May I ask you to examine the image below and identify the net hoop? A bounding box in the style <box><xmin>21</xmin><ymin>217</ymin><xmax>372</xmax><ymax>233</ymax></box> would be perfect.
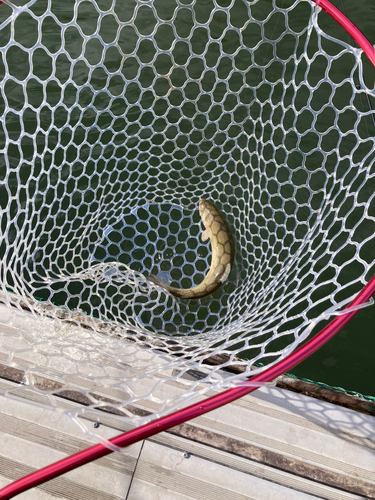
<box><xmin>313</xmin><ymin>0</ymin><xmax>375</xmax><ymax>66</ymax></box>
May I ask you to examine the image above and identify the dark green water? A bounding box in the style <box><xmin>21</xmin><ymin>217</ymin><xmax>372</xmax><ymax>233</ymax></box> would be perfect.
<box><xmin>286</xmin><ymin>0</ymin><xmax>375</xmax><ymax>397</ymax></box>
<box><xmin>289</xmin><ymin>303</ymin><xmax>375</xmax><ymax>397</ymax></box>
<box><xmin>0</xmin><ymin>0</ymin><xmax>374</xmax><ymax>396</ymax></box>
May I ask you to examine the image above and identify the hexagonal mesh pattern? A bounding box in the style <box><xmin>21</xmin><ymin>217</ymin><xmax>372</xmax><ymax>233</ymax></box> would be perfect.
<box><xmin>0</xmin><ymin>0</ymin><xmax>374</xmax><ymax>432</ymax></box>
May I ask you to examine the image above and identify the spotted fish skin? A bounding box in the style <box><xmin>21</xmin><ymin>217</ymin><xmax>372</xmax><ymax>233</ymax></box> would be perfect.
<box><xmin>149</xmin><ymin>199</ymin><xmax>234</xmax><ymax>299</ymax></box>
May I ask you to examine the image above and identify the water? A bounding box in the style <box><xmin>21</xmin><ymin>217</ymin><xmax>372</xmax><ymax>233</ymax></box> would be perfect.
<box><xmin>290</xmin><ymin>300</ymin><xmax>375</xmax><ymax>397</ymax></box>
<box><xmin>0</xmin><ymin>0</ymin><xmax>374</xmax><ymax>397</ymax></box>
<box><xmin>285</xmin><ymin>0</ymin><xmax>375</xmax><ymax>397</ymax></box>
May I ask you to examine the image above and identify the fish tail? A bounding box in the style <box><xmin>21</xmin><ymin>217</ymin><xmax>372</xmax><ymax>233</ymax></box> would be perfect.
<box><xmin>148</xmin><ymin>274</ymin><xmax>167</xmax><ymax>288</ymax></box>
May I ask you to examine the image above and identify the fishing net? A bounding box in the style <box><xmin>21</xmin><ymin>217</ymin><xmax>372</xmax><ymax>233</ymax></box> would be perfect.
<box><xmin>0</xmin><ymin>0</ymin><xmax>374</xmax><ymax>438</ymax></box>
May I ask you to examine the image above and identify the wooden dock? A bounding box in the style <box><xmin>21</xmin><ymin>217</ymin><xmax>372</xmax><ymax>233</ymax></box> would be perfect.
<box><xmin>0</xmin><ymin>303</ymin><xmax>374</xmax><ymax>499</ymax></box>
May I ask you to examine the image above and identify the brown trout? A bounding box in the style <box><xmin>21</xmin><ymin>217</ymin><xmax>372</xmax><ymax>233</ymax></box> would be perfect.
<box><xmin>148</xmin><ymin>199</ymin><xmax>234</xmax><ymax>298</ymax></box>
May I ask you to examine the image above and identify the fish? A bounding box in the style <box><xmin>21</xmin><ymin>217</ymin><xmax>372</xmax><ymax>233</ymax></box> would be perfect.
<box><xmin>148</xmin><ymin>199</ymin><xmax>235</xmax><ymax>299</ymax></box>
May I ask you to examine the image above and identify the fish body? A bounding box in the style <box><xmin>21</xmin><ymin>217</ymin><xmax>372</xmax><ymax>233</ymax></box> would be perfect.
<box><xmin>149</xmin><ymin>199</ymin><xmax>234</xmax><ymax>299</ymax></box>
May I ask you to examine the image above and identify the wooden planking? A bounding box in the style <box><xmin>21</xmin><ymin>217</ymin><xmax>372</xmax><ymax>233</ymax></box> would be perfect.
<box><xmin>128</xmin><ymin>440</ymin><xmax>366</xmax><ymax>500</ymax></box>
<box><xmin>78</xmin><ymin>410</ymin><xmax>375</xmax><ymax>499</ymax></box>
<box><xmin>0</xmin><ymin>305</ymin><xmax>375</xmax><ymax>499</ymax></box>
<box><xmin>0</xmin><ymin>412</ymin><xmax>136</xmax><ymax>476</ymax></box>
<box><xmin>122</xmin><ymin>392</ymin><xmax>375</xmax><ymax>487</ymax></box>
<box><xmin>0</xmin><ymin>393</ymin><xmax>140</xmax><ymax>500</ymax></box>
<box><xmin>0</xmin><ymin>455</ymin><xmax>123</xmax><ymax>500</ymax></box>
<box><xmin>149</xmin><ymin>429</ymin><xmax>373</xmax><ymax>500</ymax></box>
<box><xmin>0</xmin><ymin>395</ymin><xmax>371</xmax><ymax>500</ymax></box>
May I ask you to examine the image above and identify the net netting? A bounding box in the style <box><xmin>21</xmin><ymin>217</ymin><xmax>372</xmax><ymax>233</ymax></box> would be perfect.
<box><xmin>0</xmin><ymin>0</ymin><xmax>374</xmax><ymax>436</ymax></box>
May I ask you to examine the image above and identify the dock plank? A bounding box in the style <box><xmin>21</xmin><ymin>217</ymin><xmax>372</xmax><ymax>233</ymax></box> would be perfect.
<box><xmin>0</xmin><ymin>304</ymin><xmax>374</xmax><ymax>499</ymax></box>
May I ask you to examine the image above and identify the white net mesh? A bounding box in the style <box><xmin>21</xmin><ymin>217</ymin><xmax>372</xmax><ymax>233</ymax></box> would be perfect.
<box><xmin>0</xmin><ymin>0</ymin><xmax>374</xmax><ymax>434</ymax></box>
